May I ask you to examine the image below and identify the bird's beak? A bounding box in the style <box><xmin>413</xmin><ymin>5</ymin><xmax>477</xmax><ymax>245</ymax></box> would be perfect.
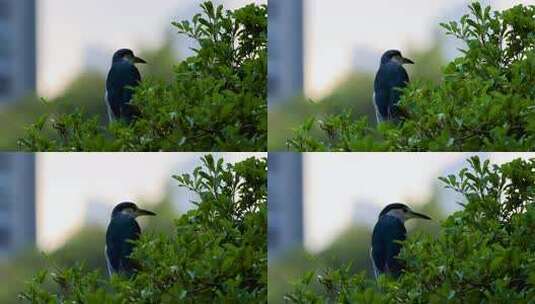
<box><xmin>402</xmin><ymin>57</ymin><xmax>415</xmax><ymax>64</ymax></box>
<box><xmin>134</xmin><ymin>56</ymin><xmax>147</xmax><ymax>64</ymax></box>
<box><xmin>408</xmin><ymin>210</ymin><xmax>431</xmax><ymax>220</ymax></box>
<box><xmin>136</xmin><ymin>208</ymin><xmax>156</xmax><ymax>217</ymax></box>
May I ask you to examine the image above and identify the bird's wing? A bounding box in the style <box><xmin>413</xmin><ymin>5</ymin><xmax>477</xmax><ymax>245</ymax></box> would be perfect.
<box><xmin>374</xmin><ymin>63</ymin><xmax>410</xmax><ymax>120</ymax></box>
<box><xmin>373</xmin><ymin>69</ymin><xmax>391</xmax><ymax>120</ymax></box>
<box><xmin>105</xmin><ymin>62</ymin><xmax>142</xmax><ymax>120</ymax></box>
<box><xmin>385</xmin><ymin>63</ymin><xmax>409</xmax><ymax>107</ymax></box>
<box><xmin>105</xmin><ymin>245</ymin><xmax>115</xmax><ymax>277</ymax></box>
<box><xmin>106</xmin><ymin>216</ymin><xmax>142</xmax><ymax>276</ymax></box>
<box><xmin>372</xmin><ymin>92</ymin><xmax>384</xmax><ymax>124</ymax></box>
<box><xmin>118</xmin><ymin>219</ymin><xmax>141</xmax><ymax>274</ymax></box>
<box><xmin>369</xmin><ymin>247</ymin><xmax>379</xmax><ymax>280</ymax></box>
<box><xmin>382</xmin><ymin>216</ymin><xmax>406</xmax><ymax>276</ymax></box>
<box><xmin>371</xmin><ymin>220</ymin><xmax>387</xmax><ymax>273</ymax></box>
<box><xmin>371</xmin><ymin>215</ymin><xmax>406</xmax><ymax>277</ymax></box>
<box><xmin>105</xmin><ymin>90</ymin><xmax>114</xmax><ymax>124</ymax></box>
<box><xmin>105</xmin><ymin>227</ymin><xmax>121</xmax><ymax>275</ymax></box>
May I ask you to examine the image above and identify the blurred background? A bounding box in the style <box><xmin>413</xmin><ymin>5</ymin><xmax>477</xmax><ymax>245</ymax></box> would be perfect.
<box><xmin>268</xmin><ymin>0</ymin><xmax>533</xmax><ymax>150</ymax></box>
<box><xmin>0</xmin><ymin>0</ymin><xmax>265</xmax><ymax>149</ymax></box>
<box><xmin>0</xmin><ymin>152</ymin><xmax>264</xmax><ymax>302</ymax></box>
<box><xmin>268</xmin><ymin>152</ymin><xmax>535</xmax><ymax>302</ymax></box>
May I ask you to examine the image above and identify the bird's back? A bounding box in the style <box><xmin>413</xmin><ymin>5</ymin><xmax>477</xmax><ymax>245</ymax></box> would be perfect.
<box><xmin>371</xmin><ymin>215</ymin><xmax>406</xmax><ymax>277</ymax></box>
<box><xmin>105</xmin><ymin>214</ymin><xmax>141</xmax><ymax>276</ymax></box>
<box><xmin>373</xmin><ymin>63</ymin><xmax>410</xmax><ymax>120</ymax></box>
<box><xmin>106</xmin><ymin>61</ymin><xmax>142</xmax><ymax>123</ymax></box>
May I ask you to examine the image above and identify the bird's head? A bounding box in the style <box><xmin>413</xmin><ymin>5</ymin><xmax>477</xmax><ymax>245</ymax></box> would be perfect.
<box><xmin>112</xmin><ymin>49</ymin><xmax>147</xmax><ymax>65</ymax></box>
<box><xmin>379</xmin><ymin>203</ymin><xmax>431</xmax><ymax>223</ymax></box>
<box><xmin>111</xmin><ymin>202</ymin><xmax>156</xmax><ymax>218</ymax></box>
<box><xmin>381</xmin><ymin>50</ymin><xmax>414</xmax><ymax>65</ymax></box>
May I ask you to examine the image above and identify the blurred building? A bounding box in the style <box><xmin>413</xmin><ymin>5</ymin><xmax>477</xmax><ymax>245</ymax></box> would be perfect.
<box><xmin>0</xmin><ymin>154</ymin><xmax>36</xmax><ymax>259</ymax></box>
<box><xmin>268</xmin><ymin>153</ymin><xmax>303</xmax><ymax>262</ymax></box>
<box><xmin>0</xmin><ymin>0</ymin><xmax>36</xmax><ymax>103</ymax></box>
<box><xmin>268</xmin><ymin>0</ymin><xmax>303</xmax><ymax>105</ymax></box>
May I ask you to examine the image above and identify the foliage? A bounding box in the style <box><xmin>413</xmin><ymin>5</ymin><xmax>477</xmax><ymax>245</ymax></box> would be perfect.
<box><xmin>269</xmin><ymin>195</ymin><xmax>443</xmax><ymax>303</ymax></box>
<box><xmin>287</xmin><ymin>2</ymin><xmax>535</xmax><ymax>151</ymax></box>
<box><xmin>268</xmin><ymin>228</ymin><xmax>371</xmax><ymax>304</ymax></box>
<box><xmin>0</xmin><ymin>251</ymin><xmax>47</xmax><ymax>304</ymax></box>
<box><xmin>19</xmin><ymin>155</ymin><xmax>267</xmax><ymax>303</ymax></box>
<box><xmin>19</xmin><ymin>1</ymin><xmax>267</xmax><ymax>151</ymax></box>
<box><xmin>268</xmin><ymin>43</ymin><xmax>445</xmax><ymax>151</ymax></box>
<box><xmin>0</xmin><ymin>36</ymin><xmax>178</xmax><ymax>150</ymax></box>
<box><xmin>0</xmin><ymin>72</ymin><xmax>105</xmax><ymax>149</ymax></box>
<box><xmin>0</xmin><ymin>198</ymin><xmax>176</xmax><ymax>304</ymax></box>
<box><xmin>286</xmin><ymin>156</ymin><xmax>535</xmax><ymax>303</ymax></box>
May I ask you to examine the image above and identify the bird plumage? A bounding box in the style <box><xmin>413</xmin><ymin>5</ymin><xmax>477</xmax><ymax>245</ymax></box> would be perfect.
<box><xmin>105</xmin><ymin>213</ymin><xmax>142</xmax><ymax>277</ymax></box>
<box><xmin>105</xmin><ymin>49</ymin><xmax>146</xmax><ymax>124</ymax></box>
<box><xmin>105</xmin><ymin>202</ymin><xmax>155</xmax><ymax>278</ymax></box>
<box><xmin>371</xmin><ymin>214</ymin><xmax>406</xmax><ymax>277</ymax></box>
<box><xmin>370</xmin><ymin>203</ymin><xmax>431</xmax><ymax>279</ymax></box>
<box><xmin>373</xmin><ymin>50</ymin><xmax>413</xmax><ymax>123</ymax></box>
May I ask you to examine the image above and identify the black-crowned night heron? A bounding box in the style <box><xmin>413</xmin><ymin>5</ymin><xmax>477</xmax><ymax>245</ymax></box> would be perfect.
<box><xmin>370</xmin><ymin>203</ymin><xmax>431</xmax><ymax>279</ymax></box>
<box><xmin>105</xmin><ymin>202</ymin><xmax>156</xmax><ymax>277</ymax></box>
<box><xmin>105</xmin><ymin>49</ymin><xmax>147</xmax><ymax>124</ymax></box>
<box><xmin>373</xmin><ymin>50</ymin><xmax>414</xmax><ymax>123</ymax></box>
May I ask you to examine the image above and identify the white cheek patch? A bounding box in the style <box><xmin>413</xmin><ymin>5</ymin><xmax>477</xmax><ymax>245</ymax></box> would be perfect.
<box><xmin>121</xmin><ymin>208</ymin><xmax>136</xmax><ymax>216</ymax></box>
<box><xmin>392</xmin><ymin>56</ymin><xmax>403</xmax><ymax>64</ymax></box>
<box><xmin>385</xmin><ymin>208</ymin><xmax>406</xmax><ymax>222</ymax></box>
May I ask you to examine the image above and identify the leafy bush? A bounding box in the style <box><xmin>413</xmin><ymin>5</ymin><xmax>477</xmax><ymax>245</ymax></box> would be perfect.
<box><xmin>19</xmin><ymin>1</ymin><xmax>267</xmax><ymax>152</ymax></box>
<box><xmin>0</xmin><ymin>199</ymin><xmax>178</xmax><ymax>304</ymax></box>
<box><xmin>268</xmin><ymin>42</ymin><xmax>445</xmax><ymax>151</ymax></box>
<box><xmin>285</xmin><ymin>156</ymin><xmax>535</xmax><ymax>303</ymax></box>
<box><xmin>288</xmin><ymin>2</ymin><xmax>535</xmax><ymax>151</ymax></box>
<box><xmin>269</xmin><ymin>197</ymin><xmax>443</xmax><ymax>303</ymax></box>
<box><xmin>19</xmin><ymin>155</ymin><xmax>267</xmax><ymax>303</ymax></box>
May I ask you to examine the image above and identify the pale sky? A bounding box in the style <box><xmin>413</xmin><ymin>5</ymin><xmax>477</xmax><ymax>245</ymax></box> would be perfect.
<box><xmin>36</xmin><ymin>152</ymin><xmax>265</xmax><ymax>251</ymax></box>
<box><xmin>305</xmin><ymin>0</ymin><xmax>534</xmax><ymax>99</ymax></box>
<box><xmin>38</xmin><ymin>0</ymin><xmax>266</xmax><ymax>97</ymax></box>
<box><xmin>304</xmin><ymin>152</ymin><xmax>535</xmax><ymax>252</ymax></box>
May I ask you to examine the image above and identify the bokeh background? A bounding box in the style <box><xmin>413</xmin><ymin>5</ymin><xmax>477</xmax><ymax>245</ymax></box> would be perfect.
<box><xmin>268</xmin><ymin>0</ymin><xmax>533</xmax><ymax>150</ymax></box>
<box><xmin>268</xmin><ymin>152</ymin><xmax>535</xmax><ymax>303</ymax></box>
<box><xmin>0</xmin><ymin>0</ymin><xmax>265</xmax><ymax>150</ymax></box>
<box><xmin>0</xmin><ymin>152</ymin><xmax>265</xmax><ymax>302</ymax></box>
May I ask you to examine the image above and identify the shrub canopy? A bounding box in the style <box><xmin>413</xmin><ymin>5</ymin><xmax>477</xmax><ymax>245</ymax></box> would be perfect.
<box><xmin>288</xmin><ymin>2</ymin><xmax>535</xmax><ymax>152</ymax></box>
<box><xmin>20</xmin><ymin>155</ymin><xmax>267</xmax><ymax>303</ymax></box>
<box><xmin>20</xmin><ymin>1</ymin><xmax>267</xmax><ymax>152</ymax></box>
<box><xmin>286</xmin><ymin>156</ymin><xmax>535</xmax><ymax>303</ymax></box>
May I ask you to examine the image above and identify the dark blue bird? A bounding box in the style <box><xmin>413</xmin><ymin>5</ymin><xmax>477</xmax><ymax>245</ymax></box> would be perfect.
<box><xmin>370</xmin><ymin>203</ymin><xmax>431</xmax><ymax>279</ymax></box>
<box><xmin>105</xmin><ymin>202</ymin><xmax>156</xmax><ymax>278</ymax></box>
<box><xmin>373</xmin><ymin>50</ymin><xmax>414</xmax><ymax>123</ymax></box>
<box><xmin>105</xmin><ymin>49</ymin><xmax>147</xmax><ymax>124</ymax></box>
